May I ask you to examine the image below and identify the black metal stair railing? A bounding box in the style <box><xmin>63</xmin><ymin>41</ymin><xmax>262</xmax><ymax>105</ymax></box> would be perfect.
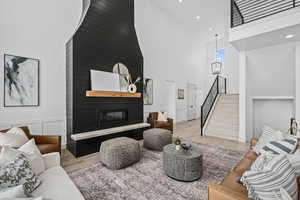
<box><xmin>200</xmin><ymin>76</ymin><xmax>226</xmax><ymax>136</ymax></box>
<box><xmin>232</xmin><ymin>0</ymin><xmax>300</xmax><ymax>28</ymax></box>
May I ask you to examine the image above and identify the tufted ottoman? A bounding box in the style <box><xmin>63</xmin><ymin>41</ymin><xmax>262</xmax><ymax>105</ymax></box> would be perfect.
<box><xmin>143</xmin><ymin>128</ymin><xmax>172</xmax><ymax>151</ymax></box>
<box><xmin>99</xmin><ymin>137</ymin><xmax>141</xmax><ymax>170</ymax></box>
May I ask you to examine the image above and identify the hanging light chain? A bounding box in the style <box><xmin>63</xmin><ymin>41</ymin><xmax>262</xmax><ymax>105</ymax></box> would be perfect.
<box><xmin>215</xmin><ymin>34</ymin><xmax>218</xmax><ymax>61</ymax></box>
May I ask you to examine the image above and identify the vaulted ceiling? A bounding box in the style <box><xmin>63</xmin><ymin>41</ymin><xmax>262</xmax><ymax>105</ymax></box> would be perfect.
<box><xmin>148</xmin><ymin>0</ymin><xmax>230</xmax><ymax>40</ymax></box>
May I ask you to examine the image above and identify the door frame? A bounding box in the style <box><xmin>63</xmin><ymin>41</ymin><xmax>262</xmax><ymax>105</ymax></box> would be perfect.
<box><xmin>187</xmin><ymin>83</ymin><xmax>198</xmax><ymax>121</ymax></box>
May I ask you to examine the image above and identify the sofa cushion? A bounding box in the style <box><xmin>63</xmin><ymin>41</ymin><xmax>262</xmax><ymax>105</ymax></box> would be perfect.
<box><xmin>221</xmin><ymin>171</ymin><xmax>248</xmax><ymax>195</ymax></box>
<box><xmin>32</xmin><ymin>166</ymin><xmax>84</xmax><ymax>200</ymax></box>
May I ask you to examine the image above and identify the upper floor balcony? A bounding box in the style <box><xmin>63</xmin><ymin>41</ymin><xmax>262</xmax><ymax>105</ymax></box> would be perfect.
<box><xmin>229</xmin><ymin>0</ymin><xmax>300</xmax><ymax>50</ymax></box>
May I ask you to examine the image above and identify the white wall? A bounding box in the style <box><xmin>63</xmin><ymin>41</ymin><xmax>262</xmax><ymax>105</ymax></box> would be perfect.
<box><xmin>245</xmin><ymin>43</ymin><xmax>295</xmax><ymax>139</ymax></box>
<box><xmin>296</xmin><ymin>42</ymin><xmax>300</xmax><ymax>122</ymax></box>
<box><xmin>135</xmin><ymin>0</ymin><xmax>203</xmax><ymax>123</ymax></box>
<box><xmin>0</xmin><ymin>0</ymin><xmax>207</xmax><ymax>146</ymax></box>
<box><xmin>0</xmin><ymin>0</ymin><xmax>82</xmax><ymax>144</ymax></box>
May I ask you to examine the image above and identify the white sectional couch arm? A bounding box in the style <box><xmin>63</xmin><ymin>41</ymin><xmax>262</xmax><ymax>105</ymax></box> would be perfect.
<box><xmin>42</xmin><ymin>152</ymin><xmax>61</xmax><ymax>169</ymax></box>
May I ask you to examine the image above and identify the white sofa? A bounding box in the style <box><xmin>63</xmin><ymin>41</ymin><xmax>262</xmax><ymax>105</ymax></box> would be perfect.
<box><xmin>32</xmin><ymin>152</ymin><xmax>85</xmax><ymax>200</ymax></box>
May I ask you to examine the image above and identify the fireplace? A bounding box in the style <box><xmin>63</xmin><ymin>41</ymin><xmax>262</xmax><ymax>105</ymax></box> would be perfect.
<box><xmin>66</xmin><ymin>0</ymin><xmax>144</xmax><ymax>157</ymax></box>
<box><xmin>98</xmin><ymin>110</ymin><xmax>128</xmax><ymax>129</ymax></box>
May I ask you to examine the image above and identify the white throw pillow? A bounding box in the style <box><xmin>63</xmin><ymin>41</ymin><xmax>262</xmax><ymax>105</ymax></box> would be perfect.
<box><xmin>0</xmin><ymin>127</ymin><xmax>29</xmax><ymax>148</ymax></box>
<box><xmin>275</xmin><ymin>188</ymin><xmax>293</xmax><ymax>200</ymax></box>
<box><xmin>0</xmin><ymin>139</ymin><xmax>46</xmax><ymax>175</ymax></box>
<box><xmin>0</xmin><ymin>146</ymin><xmax>20</xmax><ymax>165</ymax></box>
<box><xmin>253</xmin><ymin>126</ymin><xmax>284</xmax><ymax>154</ymax></box>
<box><xmin>0</xmin><ymin>185</ymin><xmax>27</xmax><ymax>198</ymax></box>
<box><xmin>157</xmin><ymin>112</ymin><xmax>168</xmax><ymax>122</ymax></box>
<box><xmin>251</xmin><ymin>152</ymin><xmax>277</xmax><ymax>171</ymax></box>
<box><xmin>241</xmin><ymin>154</ymin><xmax>298</xmax><ymax>200</ymax></box>
<box><xmin>287</xmin><ymin>149</ymin><xmax>300</xmax><ymax>176</ymax></box>
<box><xmin>19</xmin><ymin>139</ymin><xmax>45</xmax><ymax>175</ymax></box>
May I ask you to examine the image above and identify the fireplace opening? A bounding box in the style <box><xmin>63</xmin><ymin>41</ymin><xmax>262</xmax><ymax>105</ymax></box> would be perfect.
<box><xmin>98</xmin><ymin>109</ymin><xmax>128</xmax><ymax>129</ymax></box>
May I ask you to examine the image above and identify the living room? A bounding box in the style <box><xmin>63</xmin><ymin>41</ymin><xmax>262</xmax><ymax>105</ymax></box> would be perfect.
<box><xmin>1</xmin><ymin>0</ymin><xmax>300</xmax><ymax>199</ymax></box>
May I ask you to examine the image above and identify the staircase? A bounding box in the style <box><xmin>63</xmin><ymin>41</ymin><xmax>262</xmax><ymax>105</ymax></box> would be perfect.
<box><xmin>204</xmin><ymin>94</ymin><xmax>239</xmax><ymax>140</ymax></box>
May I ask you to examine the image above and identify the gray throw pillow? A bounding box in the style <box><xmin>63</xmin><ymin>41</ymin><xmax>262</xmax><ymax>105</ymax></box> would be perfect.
<box><xmin>260</xmin><ymin>139</ymin><xmax>297</xmax><ymax>155</ymax></box>
<box><xmin>0</xmin><ymin>154</ymin><xmax>41</xmax><ymax>193</ymax></box>
<box><xmin>253</xmin><ymin>126</ymin><xmax>284</xmax><ymax>154</ymax></box>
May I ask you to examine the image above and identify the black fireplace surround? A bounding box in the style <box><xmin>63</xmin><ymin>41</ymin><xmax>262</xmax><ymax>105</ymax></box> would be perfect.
<box><xmin>66</xmin><ymin>0</ymin><xmax>144</xmax><ymax>157</ymax></box>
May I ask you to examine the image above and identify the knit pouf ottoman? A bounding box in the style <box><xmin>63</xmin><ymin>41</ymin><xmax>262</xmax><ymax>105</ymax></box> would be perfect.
<box><xmin>163</xmin><ymin>144</ymin><xmax>203</xmax><ymax>182</ymax></box>
<box><xmin>99</xmin><ymin>137</ymin><xmax>141</xmax><ymax>170</ymax></box>
<box><xmin>143</xmin><ymin>128</ymin><xmax>172</xmax><ymax>151</ymax></box>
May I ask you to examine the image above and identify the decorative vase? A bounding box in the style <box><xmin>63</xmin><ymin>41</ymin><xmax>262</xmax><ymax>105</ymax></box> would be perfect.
<box><xmin>128</xmin><ymin>84</ymin><xmax>137</xmax><ymax>93</ymax></box>
<box><xmin>175</xmin><ymin>145</ymin><xmax>181</xmax><ymax>151</ymax></box>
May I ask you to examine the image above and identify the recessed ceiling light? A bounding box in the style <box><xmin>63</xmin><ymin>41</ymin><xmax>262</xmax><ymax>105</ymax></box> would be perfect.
<box><xmin>209</xmin><ymin>27</ymin><xmax>213</xmax><ymax>31</ymax></box>
<box><xmin>195</xmin><ymin>16</ymin><xmax>200</xmax><ymax>20</ymax></box>
<box><xmin>285</xmin><ymin>34</ymin><xmax>294</xmax><ymax>39</ymax></box>
<box><xmin>179</xmin><ymin>0</ymin><xmax>183</xmax><ymax>3</ymax></box>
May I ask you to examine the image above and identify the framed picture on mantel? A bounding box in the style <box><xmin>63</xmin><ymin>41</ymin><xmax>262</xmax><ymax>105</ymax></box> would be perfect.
<box><xmin>4</xmin><ymin>54</ymin><xmax>39</xmax><ymax>107</ymax></box>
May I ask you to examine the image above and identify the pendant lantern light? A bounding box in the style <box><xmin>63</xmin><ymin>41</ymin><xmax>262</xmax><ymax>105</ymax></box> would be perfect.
<box><xmin>211</xmin><ymin>34</ymin><xmax>222</xmax><ymax>75</ymax></box>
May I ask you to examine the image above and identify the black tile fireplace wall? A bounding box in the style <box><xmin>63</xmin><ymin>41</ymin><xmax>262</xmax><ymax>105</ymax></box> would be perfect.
<box><xmin>66</xmin><ymin>0</ymin><xmax>144</xmax><ymax>157</ymax></box>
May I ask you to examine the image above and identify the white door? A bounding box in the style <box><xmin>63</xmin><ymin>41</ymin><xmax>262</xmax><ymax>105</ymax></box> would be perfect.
<box><xmin>164</xmin><ymin>81</ymin><xmax>176</xmax><ymax>122</ymax></box>
<box><xmin>187</xmin><ymin>83</ymin><xmax>198</xmax><ymax>121</ymax></box>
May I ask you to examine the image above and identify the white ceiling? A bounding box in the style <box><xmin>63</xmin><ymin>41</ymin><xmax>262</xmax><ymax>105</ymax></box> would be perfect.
<box><xmin>148</xmin><ymin>0</ymin><xmax>230</xmax><ymax>40</ymax></box>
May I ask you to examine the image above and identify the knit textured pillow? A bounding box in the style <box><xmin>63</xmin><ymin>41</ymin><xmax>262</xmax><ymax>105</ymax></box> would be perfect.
<box><xmin>0</xmin><ymin>154</ymin><xmax>41</xmax><ymax>193</ymax></box>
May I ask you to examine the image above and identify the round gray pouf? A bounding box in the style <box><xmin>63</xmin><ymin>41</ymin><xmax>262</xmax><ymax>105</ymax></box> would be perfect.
<box><xmin>163</xmin><ymin>144</ymin><xmax>203</xmax><ymax>182</ymax></box>
<box><xmin>99</xmin><ymin>137</ymin><xmax>141</xmax><ymax>170</ymax></box>
<box><xmin>143</xmin><ymin>128</ymin><xmax>172</xmax><ymax>151</ymax></box>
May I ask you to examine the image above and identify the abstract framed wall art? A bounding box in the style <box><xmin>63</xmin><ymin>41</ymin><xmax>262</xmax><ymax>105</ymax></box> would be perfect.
<box><xmin>4</xmin><ymin>54</ymin><xmax>39</xmax><ymax>107</ymax></box>
<box><xmin>143</xmin><ymin>78</ymin><xmax>153</xmax><ymax>105</ymax></box>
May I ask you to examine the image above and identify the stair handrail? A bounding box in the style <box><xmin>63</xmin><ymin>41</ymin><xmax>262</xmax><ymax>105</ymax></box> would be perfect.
<box><xmin>201</xmin><ymin>75</ymin><xmax>227</xmax><ymax>135</ymax></box>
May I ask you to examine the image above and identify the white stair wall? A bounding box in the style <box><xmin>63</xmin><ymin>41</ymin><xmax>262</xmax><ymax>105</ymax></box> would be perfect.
<box><xmin>204</xmin><ymin>94</ymin><xmax>239</xmax><ymax>141</ymax></box>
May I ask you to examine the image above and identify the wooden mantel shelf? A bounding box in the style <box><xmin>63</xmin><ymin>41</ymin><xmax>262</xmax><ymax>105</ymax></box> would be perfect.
<box><xmin>86</xmin><ymin>90</ymin><xmax>141</xmax><ymax>98</ymax></box>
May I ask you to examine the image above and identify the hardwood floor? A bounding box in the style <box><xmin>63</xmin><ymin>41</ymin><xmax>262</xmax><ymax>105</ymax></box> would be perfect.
<box><xmin>62</xmin><ymin>119</ymin><xmax>249</xmax><ymax>173</ymax></box>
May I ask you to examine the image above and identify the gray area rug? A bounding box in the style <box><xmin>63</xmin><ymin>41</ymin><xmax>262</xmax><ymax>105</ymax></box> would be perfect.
<box><xmin>69</xmin><ymin>142</ymin><xmax>246</xmax><ymax>200</ymax></box>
